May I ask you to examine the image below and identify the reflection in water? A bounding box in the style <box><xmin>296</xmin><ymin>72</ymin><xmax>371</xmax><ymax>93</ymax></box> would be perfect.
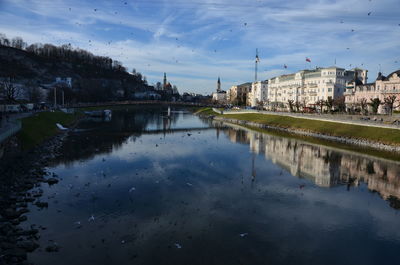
<box><xmin>222</xmin><ymin>123</ymin><xmax>400</xmax><ymax>208</ymax></box>
<box><xmin>26</xmin><ymin>107</ymin><xmax>400</xmax><ymax>265</ymax></box>
<box><xmin>56</xmin><ymin>106</ymin><xmax>209</xmax><ymax>165</ymax></box>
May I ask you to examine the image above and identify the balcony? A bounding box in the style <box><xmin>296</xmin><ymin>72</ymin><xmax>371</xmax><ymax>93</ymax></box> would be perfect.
<box><xmin>381</xmin><ymin>89</ymin><xmax>400</xmax><ymax>94</ymax></box>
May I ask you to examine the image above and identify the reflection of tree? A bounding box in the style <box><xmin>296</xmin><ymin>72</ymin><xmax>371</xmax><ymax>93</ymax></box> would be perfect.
<box><xmin>52</xmin><ymin>107</ymin><xmax>182</xmax><ymax>165</ymax></box>
<box><xmin>221</xmin><ymin>125</ymin><xmax>400</xmax><ymax>210</ymax></box>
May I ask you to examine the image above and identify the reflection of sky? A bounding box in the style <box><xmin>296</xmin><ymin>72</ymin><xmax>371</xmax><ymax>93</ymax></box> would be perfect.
<box><xmin>26</xmin><ymin>111</ymin><xmax>400</xmax><ymax>265</ymax></box>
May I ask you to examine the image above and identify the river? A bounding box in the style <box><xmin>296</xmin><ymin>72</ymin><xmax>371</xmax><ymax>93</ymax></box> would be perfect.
<box><xmin>26</xmin><ymin>106</ymin><xmax>400</xmax><ymax>265</ymax></box>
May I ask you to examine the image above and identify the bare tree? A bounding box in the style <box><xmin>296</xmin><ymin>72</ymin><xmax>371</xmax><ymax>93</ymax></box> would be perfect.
<box><xmin>0</xmin><ymin>33</ymin><xmax>10</xmax><ymax>46</ymax></box>
<box><xmin>256</xmin><ymin>99</ymin><xmax>264</xmax><ymax>110</ymax></box>
<box><xmin>0</xmin><ymin>78</ymin><xmax>21</xmax><ymax>101</ymax></box>
<box><xmin>316</xmin><ymin>99</ymin><xmax>325</xmax><ymax>113</ymax></box>
<box><xmin>11</xmin><ymin>37</ymin><xmax>27</xmax><ymax>50</ymax></box>
<box><xmin>333</xmin><ymin>96</ymin><xmax>346</xmax><ymax>113</ymax></box>
<box><xmin>368</xmin><ymin>98</ymin><xmax>382</xmax><ymax>114</ymax></box>
<box><xmin>295</xmin><ymin>101</ymin><xmax>301</xmax><ymax>112</ymax></box>
<box><xmin>325</xmin><ymin>96</ymin><xmax>334</xmax><ymax>113</ymax></box>
<box><xmin>360</xmin><ymin>98</ymin><xmax>368</xmax><ymax>115</ymax></box>
<box><xmin>383</xmin><ymin>95</ymin><xmax>398</xmax><ymax>115</ymax></box>
<box><xmin>287</xmin><ymin>99</ymin><xmax>295</xmax><ymax>112</ymax></box>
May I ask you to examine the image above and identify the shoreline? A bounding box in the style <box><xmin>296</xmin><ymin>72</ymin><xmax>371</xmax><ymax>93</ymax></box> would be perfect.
<box><xmin>0</xmin><ymin>116</ymin><xmax>79</xmax><ymax>264</ymax></box>
<box><xmin>194</xmin><ymin>108</ymin><xmax>400</xmax><ymax>154</ymax></box>
<box><xmin>193</xmin><ymin>111</ymin><xmax>400</xmax><ymax>159</ymax></box>
<box><xmin>212</xmin><ymin>115</ymin><xmax>400</xmax><ymax>153</ymax></box>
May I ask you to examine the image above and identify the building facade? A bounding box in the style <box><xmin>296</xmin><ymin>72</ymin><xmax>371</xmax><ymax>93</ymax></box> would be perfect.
<box><xmin>345</xmin><ymin>70</ymin><xmax>400</xmax><ymax>114</ymax></box>
<box><xmin>227</xmin><ymin>82</ymin><xmax>252</xmax><ymax>105</ymax></box>
<box><xmin>248</xmin><ymin>80</ymin><xmax>268</xmax><ymax>107</ymax></box>
<box><xmin>267</xmin><ymin>67</ymin><xmax>367</xmax><ymax>110</ymax></box>
<box><xmin>55</xmin><ymin>77</ymin><xmax>72</xmax><ymax>88</ymax></box>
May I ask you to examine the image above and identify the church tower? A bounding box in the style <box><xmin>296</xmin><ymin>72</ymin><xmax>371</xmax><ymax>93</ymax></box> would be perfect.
<box><xmin>217</xmin><ymin>77</ymin><xmax>221</xmax><ymax>92</ymax></box>
<box><xmin>163</xmin><ymin>73</ymin><xmax>167</xmax><ymax>90</ymax></box>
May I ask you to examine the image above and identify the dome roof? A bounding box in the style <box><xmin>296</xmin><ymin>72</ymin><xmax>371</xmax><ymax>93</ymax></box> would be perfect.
<box><xmin>387</xmin><ymin>70</ymin><xmax>400</xmax><ymax>79</ymax></box>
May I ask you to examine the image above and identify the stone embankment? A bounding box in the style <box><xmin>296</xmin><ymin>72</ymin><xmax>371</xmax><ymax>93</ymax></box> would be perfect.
<box><xmin>211</xmin><ymin>116</ymin><xmax>400</xmax><ymax>153</ymax></box>
<box><xmin>0</xmin><ymin>126</ymin><xmax>71</xmax><ymax>264</ymax></box>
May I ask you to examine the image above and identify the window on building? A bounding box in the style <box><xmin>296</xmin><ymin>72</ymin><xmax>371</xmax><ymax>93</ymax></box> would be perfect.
<box><xmin>328</xmin><ymin>88</ymin><xmax>332</xmax><ymax>92</ymax></box>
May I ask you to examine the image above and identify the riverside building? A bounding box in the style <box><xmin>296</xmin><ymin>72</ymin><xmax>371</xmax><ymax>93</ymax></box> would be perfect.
<box><xmin>345</xmin><ymin>70</ymin><xmax>400</xmax><ymax>114</ymax></box>
<box><xmin>227</xmin><ymin>82</ymin><xmax>252</xmax><ymax>105</ymax></box>
<box><xmin>248</xmin><ymin>80</ymin><xmax>268</xmax><ymax>108</ymax></box>
<box><xmin>267</xmin><ymin>67</ymin><xmax>367</xmax><ymax>110</ymax></box>
<box><xmin>212</xmin><ymin>77</ymin><xmax>227</xmax><ymax>103</ymax></box>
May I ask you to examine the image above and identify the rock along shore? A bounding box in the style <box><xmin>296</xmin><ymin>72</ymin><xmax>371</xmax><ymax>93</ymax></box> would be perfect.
<box><xmin>0</xmin><ymin>119</ymin><xmax>79</xmax><ymax>265</ymax></box>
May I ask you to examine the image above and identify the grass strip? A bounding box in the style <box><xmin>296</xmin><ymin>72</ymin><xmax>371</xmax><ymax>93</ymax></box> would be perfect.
<box><xmin>18</xmin><ymin>111</ymin><xmax>80</xmax><ymax>149</ymax></box>
<box><xmin>222</xmin><ymin>113</ymin><xmax>400</xmax><ymax>146</ymax></box>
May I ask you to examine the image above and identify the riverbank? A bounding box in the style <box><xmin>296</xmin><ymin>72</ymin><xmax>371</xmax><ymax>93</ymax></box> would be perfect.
<box><xmin>17</xmin><ymin>111</ymin><xmax>81</xmax><ymax>150</ymax></box>
<box><xmin>0</xmin><ymin>110</ymin><xmax>82</xmax><ymax>264</ymax></box>
<box><xmin>0</xmin><ymin>124</ymin><xmax>70</xmax><ymax>264</ymax></box>
<box><xmin>196</xmin><ymin>107</ymin><xmax>400</xmax><ymax>156</ymax></box>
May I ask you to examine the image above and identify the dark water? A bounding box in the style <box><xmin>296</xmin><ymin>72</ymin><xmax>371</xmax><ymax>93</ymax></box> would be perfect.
<box><xmin>26</xmin><ymin>106</ymin><xmax>400</xmax><ymax>265</ymax></box>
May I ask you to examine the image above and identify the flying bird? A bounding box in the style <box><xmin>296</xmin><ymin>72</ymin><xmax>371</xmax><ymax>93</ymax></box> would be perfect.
<box><xmin>368</xmin><ymin>12</ymin><xmax>371</xmax><ymax>16</ymax></box>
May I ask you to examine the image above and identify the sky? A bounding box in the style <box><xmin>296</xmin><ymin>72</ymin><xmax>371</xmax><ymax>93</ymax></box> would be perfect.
<box><xmin>0</xmin><ymin>0</ymin><xmax>399</xmax><ymax>95</ymax></box>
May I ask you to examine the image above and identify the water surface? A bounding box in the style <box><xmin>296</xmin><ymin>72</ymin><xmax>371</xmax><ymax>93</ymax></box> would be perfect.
<box><xmin>26</xmin><ymin>106</ymin><xmax>400</xmax><ymax>265</ymax></box>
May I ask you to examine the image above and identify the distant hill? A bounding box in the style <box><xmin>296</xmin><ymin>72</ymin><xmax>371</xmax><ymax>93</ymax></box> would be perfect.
<box><xmin>0</xmin><ymin>35</ymin><xmax>152</xmax><ymax>102</ymax></box>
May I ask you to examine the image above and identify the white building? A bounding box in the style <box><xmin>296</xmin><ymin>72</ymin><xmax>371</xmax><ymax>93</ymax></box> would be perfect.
<box><xmin>248</xmin><ymin>80</ymin><xmax>268</xmax><ymax>107</ymax></box>
<box><xmin>55</xmin><ymin>77</ymin><xmax>72</xmax><ymax>88</ymax></box>
<box><xmin>211</xmin><ymin>77</ymin><xmax>227</xmax><ymax>104</ymax></box>
<box><xmin>267</xmin><ymin>67</ymin><xmax>367</xmax><ymax>110</ymax></box>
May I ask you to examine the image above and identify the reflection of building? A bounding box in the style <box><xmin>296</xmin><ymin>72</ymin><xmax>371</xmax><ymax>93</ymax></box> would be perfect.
<box><xmin>222</xmin><ymin>125</ymin><xmax>400</xmax><ymax>203</ymax></box>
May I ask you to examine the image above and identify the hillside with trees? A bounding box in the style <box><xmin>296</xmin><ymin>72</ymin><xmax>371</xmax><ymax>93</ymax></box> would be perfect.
<box><xmin>0</xmin><ymin>33</ymin><xmax>152</xmax><ymax>103</ymax></box>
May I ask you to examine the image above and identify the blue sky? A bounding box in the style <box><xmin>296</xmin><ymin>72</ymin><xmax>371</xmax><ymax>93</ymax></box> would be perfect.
<box><xmin>0</xmin><ymin>0</ymin><xmax>399</xmax><ymax>94</ymax></box>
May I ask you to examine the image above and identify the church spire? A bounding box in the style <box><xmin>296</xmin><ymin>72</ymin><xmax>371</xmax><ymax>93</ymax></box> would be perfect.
<box><xmin>217</xmin><ymin>76</ymin><xmax>221</xmax><ymax>92</ymax></box>
<box><xmin>163</xmin><ymin>72</ymin><xmax>167</xmax><ymax>90</ymax></box>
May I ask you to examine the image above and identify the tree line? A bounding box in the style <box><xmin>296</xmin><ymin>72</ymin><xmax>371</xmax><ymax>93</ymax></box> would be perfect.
<box><xmin>0</xmin><ymin>33</ymin><xmax>154</xmax><ymax>103</ymax></box>
<box><xmin>0</xmin><ymin>33</ymin><xmax>126</xmax><ymax>72</ymax></box>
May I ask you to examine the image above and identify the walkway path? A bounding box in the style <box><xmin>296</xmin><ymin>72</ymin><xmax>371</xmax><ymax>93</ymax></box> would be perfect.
<box><xmin>0</xmin><ymin>112</ymin><xmax>32</xmax><ymax>144</ymax></box>
<box><xmin>220</xmin><ymin>109</ymin><xmax>400</xmax><ymax>131</ymax></box>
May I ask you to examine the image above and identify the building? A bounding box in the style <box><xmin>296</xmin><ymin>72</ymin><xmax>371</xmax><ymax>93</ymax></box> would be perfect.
<box><xmin>247</xmin><ymin>80</ymin><xmax>268</xmax><ymax>108</ymax></box>
<box><xmin>227</xmin><ymin>82</ymin><xmax>252</xmax><ymax>105</ymax></box>
<box><xmin>55</xmin><ymin>77</ymin><xmax>72</xmax><ymax>88</ymax></box>
<box><xmin>267</xmin><ymin>67</ymin><xmax>367</xmax><ymax>110</ymax></box>
<box><xmin>212</xmin><ymin>77</ymin><xmax>227</xmax><ymax>104</ymax></box>
<box><xmin>345</xmin><ymin>70</ymin><xmax>400</xmax><ymax>114</ymax></box>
